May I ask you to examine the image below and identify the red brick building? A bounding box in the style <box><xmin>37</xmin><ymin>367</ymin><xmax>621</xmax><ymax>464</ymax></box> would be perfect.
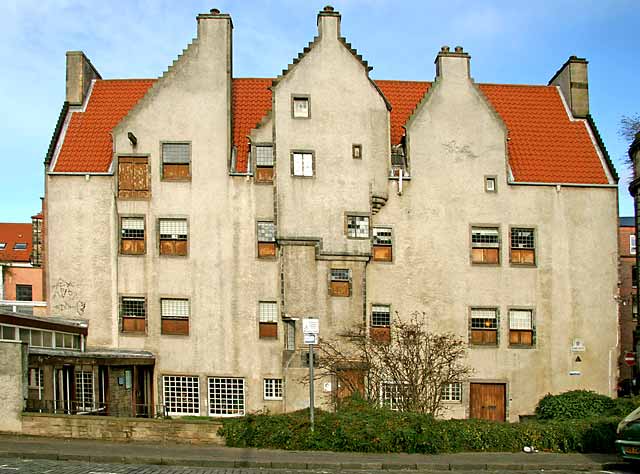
<box><xmin>619</xmin><ymin>216</ymin><xmax>638</xmax><ymax>393</ymax></box>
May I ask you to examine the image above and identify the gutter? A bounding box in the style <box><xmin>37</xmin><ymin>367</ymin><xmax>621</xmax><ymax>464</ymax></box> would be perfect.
<box><xmin>508</xmin><ymin>181</ymin><xmax>618</xmax><ymax>189</ymax></box>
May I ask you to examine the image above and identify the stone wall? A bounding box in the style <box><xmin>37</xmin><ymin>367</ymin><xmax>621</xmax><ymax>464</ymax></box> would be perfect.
<box><xmin>21</xmin><ymin>413</ymin><xmax>223</xmax><ymax>444</ymax></box>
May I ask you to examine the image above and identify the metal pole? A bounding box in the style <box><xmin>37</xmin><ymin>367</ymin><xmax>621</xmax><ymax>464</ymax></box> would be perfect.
<box><xmin>309</xmin><ymin>343</ymin><xmax>315</xmax><ymax>432</ymax></box>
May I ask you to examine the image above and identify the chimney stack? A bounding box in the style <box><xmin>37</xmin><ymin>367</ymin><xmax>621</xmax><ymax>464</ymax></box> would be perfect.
<box><xmin>434</xmin><ymin>45</ymin><xmax>471</xmax><ymax>82</ymax></box>
<box><xmin>549</xmin><ymin>56</ymin><xmax>589</xmax><ymax>118</ymax></box>
<box><xmin>317</xmin><ymin>5</ymin><xmax>341</xmax><ymax>39</ymax></box>
<box><xmin>65</xmin><ymin>51</ymin><xmax>101</xmax><ymax>106</ymax></box>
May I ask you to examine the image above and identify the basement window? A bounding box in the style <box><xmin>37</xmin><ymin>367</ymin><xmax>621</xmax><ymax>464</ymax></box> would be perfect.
<box><xmin>208</xmin><ymin>377</ymin><xmax>245</xmax><ymax>417</ymax></box>
<box><xmin>510</xmin><ymin>228</ymin><xmax>535</xmax><ymax>265</ymax></box>
<box><xmin>120</xmin><ymin>296</ymin><xmax>146</xmax><ymax>333</ymax></box>
<box><xmin>258</xmin><ymin>301</ymin><xmax>278</xmax><ymax>338</ymax></box>
<box><xmin>471</xmin><ymin>227</ymin><xmax>500</xmax><ymax>264</ymax></box>
<box><xmin>509</xmin><ymin>309</ymin><xmax>534</xmax><ymax>347</ymax></box>
<box><xmin>161</xmin><ymin>298</ymin><xmax>190</xmax><ymax>336</ymax></box>
<box><xmin>255</xmin><ymin>145</ymin><xmax>274</xmax><ymax>183</ymax></box>
<box><xmin>163</xmin><ymin>375</ymin><xmax>200</xmax><ymax>416</ymax></box>
<box><xmin>120</xmin><ymin>217</ymin><xmax>145</xmax><ymax>255</ymax></box>
<box><xmin>470</xmin><ymin>308</ymin><xmax>498</xmax><ymax>346</ymax></box>
<box><xmin>257</xmin><ymin>221</ymin><xmax>276</xmax><ymax>258</ymax></box>
<box><xmin>162</xmin><ymin>143</ymin><xmax>191</xmax><ymax>180</ymax></box>
<box><xmin>159</xmin><ymin>218</ymin><xmax>188</xmax><ymax>256</ymax></box>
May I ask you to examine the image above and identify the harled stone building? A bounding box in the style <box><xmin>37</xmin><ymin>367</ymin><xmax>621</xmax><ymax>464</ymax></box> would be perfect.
<box><xmin>37</xmin><ymin>6</ymin><xmax>619</xmax><ymax>421</ymax></box>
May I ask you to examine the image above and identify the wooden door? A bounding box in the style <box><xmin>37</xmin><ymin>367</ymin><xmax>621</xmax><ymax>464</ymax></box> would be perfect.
<box><xmin>470</xmin><ymin>383</ymin><xmax>506</xmax><ymax>421</ymax></box>
<box><xmin>336</xmin><ymin>369</ymin><xmax>365</xmax><ymax>403</ymax></box>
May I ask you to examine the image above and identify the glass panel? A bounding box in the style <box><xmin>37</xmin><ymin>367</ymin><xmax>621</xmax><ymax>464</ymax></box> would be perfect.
<box><xmin>2</xmin><ymin>325</ymin><xmax>16</xmax><ymax>340</ymax></box>
<box><xmin>509</xmin><ymin>310</ymin><xmax>533</xmax><ymax>330</ymax></box>
<box><xmin>259</xmin><ymin>302</ymin><xmax>278</xmax><ymax>323</ymax></box>
<box><xmin>162</xmin><ymin>143</ymin><xmax>190</xmax><ymax>163</ymax></box>
<box><xmin>161</xmin><ymin>299</ymin><xmax>189</xmax><ymax>319</ymax></box>
<box><xmin>255</xmin><ymin>146</ymin><xmax>274</xmax><ymax>166</ymax></box>
<box><xmin>64</xmin><ymin>333</ymin><xmax>73</xmax><ymax>348</ymax></box>
<box><xmin>159</xmin><ymin>219</ymin><xmax>188</xmax><ymax>239</ymax></box>
<box><xmin>257</xmin><ymin>222</ymin><xmax>276</xmax><ymax>242</ymax></box>
<box><xmin>42</xmin><ymin>331</ymin><xmax>53</xmax><ymax>347</ymax></box>
<box><xmin>55</xmin><ymin>332</ymin><xmax>63</xmax><ymax>348</ymax></box>
<box><xmin>19</xmin><ymin>328</ymin><xmax>30</xmax><ymax>343</ymax></box>
<box><xmin>371</xmin><ymin>305</ymin><xmax>390</xmax><ymax>327</ymax></box>
<box><xmin>511</xmin><ymin>228</ymin><xmax>534</xmax><ymax>249</ymax></box>
<box><xmin>472</xmin><ymin>228</ymin><xmax>499</xmax><ymax>248</ymax></box>
<box><xmin>31</xmin><ymin>330</ymin><xmax>43</xmax><ymax>347</ymax></box>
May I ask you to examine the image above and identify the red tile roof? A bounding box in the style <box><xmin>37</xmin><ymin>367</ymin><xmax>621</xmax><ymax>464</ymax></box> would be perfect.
<box><xmin>0</xmin><ymin>223</ymin><xmax>32</xmax><ymax>263</ymax></box>
<box><xmin>54</xmin><ymin>80</ymin><xmax>155</xmax><ymax>172</ymax></box>
<box><xmin>478</xmin><ymin>84</ymin><xmax>608</xmax><ymax>184</ymax></box>
<box><xmin>232</xmin><ymin>78</ymin><xmax>273</xmax><ymax>173</ymax></box>
<box><xmin>50</xmin><ymin>78</ymin><xmax>610</xmax><ymax>184</ymax></box>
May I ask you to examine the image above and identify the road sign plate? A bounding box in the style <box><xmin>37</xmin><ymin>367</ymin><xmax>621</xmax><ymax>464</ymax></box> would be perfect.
<box><xmin>625</xmin><ymin>352</ymin><xmax>636</xmax><ymax>366</ymax></box>
<box><xmin>303</xmin><ymin>318</ymin><xmax>319</xmax><ymax>334</ymax></box>
<box><xmin>304</xmin><ymin>333</ymin><xmax>318</xmax><ymax>345</ymax></box>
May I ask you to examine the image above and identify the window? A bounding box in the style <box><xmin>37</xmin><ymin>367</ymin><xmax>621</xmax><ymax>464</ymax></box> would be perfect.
<box><xmin>510</xmin><ymin>228</ymin><xmax>535</xmax><ymax>265</ymax></box>
<box><xmin>441</xmin><ymin>382</ymin><xmax>462</xmax><ymax>402</ymax></box>
<box><xmin>329</xmin><ymin>269</ymin><xmax>351</xmax><ymax>297</ymax></box>
<box><xmin>285</xmin><ymin>320</ymin><xmax>296</xmax><ymax>350</ymax></box>
<box><xmin>471</xmin><ymin>227</ymin><xmax>500</xmax><ymax>264</ymax></box>
<box><xmin>163</xmin><ymin>375</ymin><xmax>200</xmax><ymax>416</ymax></box>
<box><xmin>208</xmin><ymin>377</ymin><xmax>245</xmax><ymax>417</ymax></box>
<box><xmin>257</xmin><ymin>221</ymin><xmax>276</xmax><ymax>258</ymax></box>
<box><xmin>76</xmin><ymin>371</ymin><xmax>94</xmax><ymax>411</ymax></box>
<box><xmin>1</xmin><ymin>325</ymin><xmax>16</xmax><ymax>340</ymax></box>
<box><xmin>381</xmin><ymin>382</ymin><xmax>405</xmax><ymax>411</ymax></box>
<box><xmin>118</xmin><ymin>156</ymin><xmax>150</xmax><ymax>199</ymax></box>
<box><xmin>470</xmin><ymin>308</ymin><xmax>498</xmax><ymax>346</ymax></box>
<box><xmin>292</xmin><ymin>152</ymin><xmax>314</xmax><ymax>177</ymax></box>
<box><xmin>509</xmin><ymin>309</ymin><xmax>534</xmax><ymax>346</ymax></box>
<box><xmin>263</xmin><ymin>378</ymin><xmax>283</xmax><ymax>400</ymax></box>
<box><xmin>159</xmin><ymin>218</ymin><xmax>188</xmax><ymax>256</ymax></box>
<box><xmin>161</xmin><ymin>298</ymin><xmax>189</xmax><ymax>336</ymax></box>
<box><xmin>255</xmin><ymin>145</ymin><xmax>274</xmax><ymax>183</ymax></box>
<box><xmin>347</xmin><ymin>215</ymin><xmax>370</xmax><ymax>239</ymax></box>
<box><xmin>372</xmin><ymin>226</ymin><xmax>393</xmax><ymax>262</ymax></box>
<box><xmin>28</xmin><ymin>368</ymin><xmax>43</xmax><ymax>389</ymax></box>
<box><xmin>162</xmin><ymin>143</ymin><xmax>190</xmax><ymax>180</ymax></box>
<box><xmin>371</xmin><ymin>304</ymin><xmax>391</xmax><ymax>343</ymax></box>
<box><xmin>259</xmin><ymin>301</ymin><xmax>278</xmax><ymax>338</ymax></box>
<box><xmin>14</xmin><ymin>243</ymin><xmax>27</xmax><ymax>250</ymax></box>
<box><xmin>120</xmin><ymin>217</ymin><xmax>145</xmax><ymax>255</ymax></box>
<box><xmin>54</xmin><ymin>331</ymin><xmax>80</xmax><ymax>349</ymax></box>
<box><xmin>0</xmin><ymin>242</ymin><xmax>5</xmax><ymax>249</ymax></box>
<box><xmin>631</xmin><ymin>235</ymin><xmax>637</xmax><ymax>255</ymax></box>
<box><xmin>485</xmin><ymin>176</ymin><xmax>497</xmax><ymax>193</ymax></box>
<box><xmin>352</xmin><ymin>144</ymin><xmax>362</xmax><ymax>159</ymax></box>
<box><xmin>292</xmin><ymin>96</ymin><xmax>310</xmax><ymax>118</ymax></box>
<box><xmin>16</xmin><ymin>284</ymin><xmax>32</xmax><ymax>301</ymax></box>
<box><xmin>120</xmin><ymin>296</ymin><xmax>146</xmax><ymax>333</ymax></box>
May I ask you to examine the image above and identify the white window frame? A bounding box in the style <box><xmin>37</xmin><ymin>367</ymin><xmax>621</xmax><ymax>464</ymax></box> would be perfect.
<box><xmin>292</xmin><ymin>96</ymin><xmax>310</xmax><ymax>119</ymax></box>
<box><xmin>161</xmin><ymin>298</ymin><xmax>190</xmax><ymax>321</ymax></box>
<box><xmin>292</xmin><ymin>152</ymin><xmax>314</xmax><ymax>177</ymax></box>
<box><xmin>346</xmin><ymin>215</ymin><xmax>370</xmax><ymax>239</ymax></box>
<box><xmin>263</xmin><ymin>378</ymin><xmax>283</xmax><ymax>400</ymax></box>
<box><xmin>75</xmin><ymin>370</ymin><xmax>95</xmax><ymax>412</ymax></box>
<box><xmin>631</xmin><ymin>234</ymin><xmax>637</xmax><ymax>255</ymax></box>
<box><xmin>259</xmin><ymin>301</ymin><xmax>278</xmax><ymax>323</ymax></box>
<box><xmin>380</xmin><ymin>382</ymin><xmax>406</xmax><ymax>411</ymax></box>
<box><xmin>441</xmin><ymin>382</ymin><xmax>462</xmax><ymax>402</ymax></box>
<box><xmin>163</xmin><ymin>375</ymin><xmax>200</xmax><ymax>416</ymax></box>
<box><xmin>371</xmin><ymin>304</ymin><xmax>391</xmax><ymax>328</ymax></box>
<box><xmin>208</xmin><ymin>377</ymin><xmax>245</xmax><ymax>417</ymax></box>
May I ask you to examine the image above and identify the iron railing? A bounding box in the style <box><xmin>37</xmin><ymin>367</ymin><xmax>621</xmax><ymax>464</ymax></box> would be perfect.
<box><xmin>24</xmin><ymin>399</ymin><xmax>169</xmax><ymax>418</ymax></box>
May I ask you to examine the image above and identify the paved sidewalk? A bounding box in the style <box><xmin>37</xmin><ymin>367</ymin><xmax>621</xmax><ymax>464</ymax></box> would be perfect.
<box><xmin>0</xmin><ymin>434</ymin><xmax>629</xmax><ymax>471</ymax></box>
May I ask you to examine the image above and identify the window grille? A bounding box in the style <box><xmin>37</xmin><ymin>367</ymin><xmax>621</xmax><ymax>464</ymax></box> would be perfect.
<box><xmin>347</xmin><ymin>216</ymin><xmax>370</xmax><ymax>239</ymax></box>
<box><xmin>121</xmin><ymin>297</ymin><xmax>146</xmax><ymax>318</ymax></box>
<box><xmin>162</xmin><ymin>143</ymin><xmax>190</xmax><ymax>163</ymax></box>
<box><xmin>292</xmin><ymin>152</ymin><xmax>313</xmax><ymax>176</ymax></box>
<box><xmin>471</xmin><ymin>228</ymin><xmax>499</xmax><ymax>248</ymax></box>
<box><xmin>163</xmin><ymin>375</ymin><xmax>200</xmax><ymax>415</ymax></box>
<box><xmin>259</xmin><ymin>302</ymin><xmax>278</xmax><ymax>323</ymax></box>
<box><xmin>159</xmin><ymin>219</ymin><xmax>188</xmax><ymax>240</ymax></box>
<box><xmin>121</xmin><ymin>217</ymin><xmax>145</xmax><ymax>239</ymax></box>
<box><xmin>511</xmin><ymin>228</ymin><xmax>534</xmax><ymax>249</ymax></box>
<box><xmin>372</xmin><ymin>305</ymin><xmax>391</xmax><ymax>327</ymax></box>
<box><xmin>509</xmin><ymin>310</ymin><xmax>532</xmax><ymax>330</ymax></box>
<box><xmin>76</xmin><ymin>371</ymin><xmax>94</xmax><ymax>411</ymax></box>
<box><xmin>208</xmin><ymin>377</ymin><xmax>245</xmax><ymax>416</ymax></box>
<box><xmin>256</xmin><ymin>146</ymin><xmax>274</xmax><ymax>166</ymax></box>
<box><xmin>292</xmin><ymin>97</ymin><xmax>309</xmax><ymax>118</ymax></box>
<box><xmin>330</xmin><ymin>269</ymin><xmax>350</xmax><ymax>281</ymax></box>
<box><xmin>471</xmin><ymin>308</ymin><xmax>497</xmax><ymax>329</ymax></box>
<box><xmin>263</xmin><ymin>378</ymin><xmax>283</xmax><ymax>400</ymax></box>
<box><xmin>257</xmin><ymin>222</ymin><xmax>276</xmax><ymax>242</ymax></box>
<box><xmin>28</xmin><ymin>368</ymin><xmax>43</xmax><ymax>389</ymax></box>
<box><xmin>373</xmin><ymin>227</ymin><xmax>392</xmax><ymax>246</ymax></box>
<box><xmin>14</xmin><ymin>242</ymin><xmax>27</xmax><ymax>250</ymax></box>
<box><xmin>161</xmin><ymin>299</ymin><xmax>189</xmax><ymax>319</ymax></box>
<box><xmin>441</xmin><ymin>382</ymin><xmax>462</xmax><ymax>401</ymax></box>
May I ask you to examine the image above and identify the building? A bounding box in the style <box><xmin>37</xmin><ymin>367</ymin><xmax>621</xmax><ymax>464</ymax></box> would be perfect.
<box><xmin>0</xmin><ymin>217</ymin><xmax>45</xmax><ymax>316</ymax></box>
<box><xmin>37</xmin><ymin>6</ymin><xmax>619</xmax><ymax>422</ymax></box>
<box><xmin>618</xmin><ymin>216</ymin><xmax>638</xmax><ymax>394</ymax></box>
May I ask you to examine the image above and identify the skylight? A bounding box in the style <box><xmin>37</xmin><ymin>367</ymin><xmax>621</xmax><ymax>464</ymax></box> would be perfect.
<box><xmin>13</xmin><ymin>243</ymin><xmax>27</xmax><ymax>250</ymax></box>
<box><xmin>0</xmin><ymin>242</ymin><xmax>5</xmax><ymax>249</ymax></box>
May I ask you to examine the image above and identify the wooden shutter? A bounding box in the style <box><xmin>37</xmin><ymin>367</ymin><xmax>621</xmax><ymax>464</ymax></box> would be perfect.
<box><xmin>118</xmin><ymin>157</ymin><xmax>149</xmax><ymax>199</ymax></box>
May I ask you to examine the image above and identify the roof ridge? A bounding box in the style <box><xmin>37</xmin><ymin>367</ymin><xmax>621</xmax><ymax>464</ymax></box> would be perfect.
<box><xmin>478</xmin><ymin>82</ymin><xmax>554</xmax><ymax>88</ymax></box>
<box><xmin>98</xmin><ymin>78</ymin><xmax>156</xmax><ymax>82</ymax></box>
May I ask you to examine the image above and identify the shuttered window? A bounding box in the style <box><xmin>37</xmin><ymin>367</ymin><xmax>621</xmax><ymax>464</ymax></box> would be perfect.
<box><xmin>118</xmin><ymin>157</ymin><xmax>149</xmax><ymax>199</ymax></box>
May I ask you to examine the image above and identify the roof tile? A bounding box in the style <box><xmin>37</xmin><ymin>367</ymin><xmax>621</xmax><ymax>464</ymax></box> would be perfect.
<box><xmin>0</xmin><ymin>223</ymin><xmax>32</xmax><ymax>263</ymax></box>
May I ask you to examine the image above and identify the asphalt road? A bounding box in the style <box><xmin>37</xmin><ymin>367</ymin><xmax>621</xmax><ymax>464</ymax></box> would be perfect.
<box><xmin>0</xmin><ymin>458</ymin><xmax>635</xmax><ymax>474</ymax></box>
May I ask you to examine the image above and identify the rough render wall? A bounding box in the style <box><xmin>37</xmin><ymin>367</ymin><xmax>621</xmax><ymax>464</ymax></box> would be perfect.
<box><xmin>46</xmin><ymin>175</ymin><xmax>115</xmax><ymax>346</ymax></box>
<box><xmin>3</xmin><ymin>266</ymin><xmax>44</xmax><ymax>301</ymax></box>
<box><xmin>369</xmin><ymin>57</ymin><xmax>618</xmax><ymax>420</ymax></box>
<box><xmin>0</xmin><ymin>341</ymin><xmax>27</xmax><ymax>433</ymax></box>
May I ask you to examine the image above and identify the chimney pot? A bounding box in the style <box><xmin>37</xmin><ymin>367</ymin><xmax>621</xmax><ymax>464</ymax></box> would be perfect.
<box><xmin>324</xmin><ymin>5</ymin><xmax>334</xmax><ymax>12</ymax></box>
<box><xmin>454</xmin><ymin>46</ymin><xmax>463</xmax><ymax>53</ymax></box>
<box><xmin>441</xmin><ymin>45</ymin><xmax>450</xmax><ymax>53</ymax></box>
<box><xmin>210</xmin><ymin>8</ymin><xmax>220</xmax><ymax>14</ymax></box>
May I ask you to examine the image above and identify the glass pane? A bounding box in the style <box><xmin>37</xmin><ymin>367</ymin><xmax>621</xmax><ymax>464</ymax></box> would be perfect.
<box><xmin>19</xmin><ymin>328</ymin><xmax>30</xmax><ymax>343</ymax></box>
<box><xmin>42</xmin><ymin>331</ymin><xmax>53</xmax><ymax>347</ymax></box>
<box><xmin>64</xmin><ymin>333</ymin><xmax>73</xmax><ymax>348</ymax></box>
<box><xmin>55</xmin><ymin>332</ymin><xmax>63</xmax><ymax>348</ymax></box>
<box><xmin>2</xmin><ymin>325</ymin><xmax>16</xmax><ymax>340</ymax></box>
<box><xmin>162</xmin><ymin>143</ymin><xmax>190</xmax><ymax>163</ymax></box>
<box><xmin>31</xmin><ymin>330</ymin><xmax>42</xmax><ymax>347</ymax></box>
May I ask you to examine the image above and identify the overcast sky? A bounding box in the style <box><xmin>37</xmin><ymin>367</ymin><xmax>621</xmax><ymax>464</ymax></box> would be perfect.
<box><xmin>0</xmin><ymin>0</ymin><xmax>638</xmax><ymax>222</ymax></box>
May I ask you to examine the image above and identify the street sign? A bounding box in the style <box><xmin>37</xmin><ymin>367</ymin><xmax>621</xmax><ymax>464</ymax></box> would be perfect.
<box><xmin>303</xmin><ymin>318</ymin><xmax>319</xmax><ymax>335</ymax></box>
<box><xmin>625</xmin><ymin>352</ymin><xmax>636</xmax><ymax>366</ymax></box>
<box><xmin>304</xmin><ymin>333</ymin><xmax>318</xmax><ymax>345</ymax></box>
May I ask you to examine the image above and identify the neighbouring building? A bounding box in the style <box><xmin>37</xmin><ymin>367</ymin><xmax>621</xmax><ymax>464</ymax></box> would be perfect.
<box><xmin>0</xmin><ymin>216</ymin><xmax>45</xmax><ymax>316</ymax></box>
<box><xmin>33</xmin><ymin>6</ymin><xmax>619</xmax><ymax>422</ymax></box>
<box><xmin>618</xmin><ymin>216</ymin><xmax>638</xmax><ymax>394</ymax></box>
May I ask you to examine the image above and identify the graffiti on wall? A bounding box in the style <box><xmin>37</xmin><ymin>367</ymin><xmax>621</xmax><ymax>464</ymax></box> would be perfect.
<box><xmin>52</xmin><ymin>278</ymin><xmax>86</xmax><ymax>316</ymax></box>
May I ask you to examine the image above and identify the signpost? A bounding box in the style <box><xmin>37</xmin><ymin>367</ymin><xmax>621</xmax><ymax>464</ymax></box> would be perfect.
<box><xmin>625</xmin><ymin>352</ymin><xmax>636</xmax><ymax>367</ymax></box>
<box><xmin>303</xmin><ymin>318</ymin><xmax>319</xmax><ymax>432</ymax></box>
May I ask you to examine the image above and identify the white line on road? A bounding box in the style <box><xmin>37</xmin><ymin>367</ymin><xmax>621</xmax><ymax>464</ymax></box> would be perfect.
<box><xmin>0</xmin><ymin>465</ymin><xmax>19</xmax><ymax>471</ymax></box>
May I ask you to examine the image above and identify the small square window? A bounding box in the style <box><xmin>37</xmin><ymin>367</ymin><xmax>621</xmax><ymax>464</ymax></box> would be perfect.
<box><xmin>352</xmin><ymin>144</ymin><xmax>362</xmax><ymax>159</ymax></box>
<box><xmin>264</xmin><ymin>378</ymin><xmax>283</xmax><ymax>400</ymax></box>
<box><xmin>329</xmin><ymin>269</ymin><xmax>351</xmax><ymax>297</ymax></box>
<box><xmin>16</xmin><ymin>284</ymin><xmax>32</xmax><ymax>301</ymax></box>
<box><xmin>510</xmin><ymin>228</ymin><xmax>535</xmax><ymax>265</ymax></box>
<box><xmin>471</xmin><ymin>227</ymin><xmax>500</xmax><ymax>264</ymax></box>
<box><xmin>485</xmin><ymin>176</ymin><xmax>496</xmax><ymax>193</ymax></box>
<box><xmin>161</xmin><ymin>298</ymin><xmax>190</xmax><ymax>335</ymax></box>
<box><xmin>257</xmin><ymin>221</ymin><xmax>276</xmax><ymax>258</ymax></box>
<box><xmin>120</xmin><ymin>217</ymin><xmax>145</xmax><ymax>255</ymax></box>
<box><xmin>347</xmin><ymin>215</ymin><xmax>370</xmax><ymax>239</ymax></box>
<box><xmin>509</xmin><ymin>309</ymin><xmax>534</xmax><ymax>346</ymax></box>
<box><xmin>292</xmin><ymin>96</ymin><xmax>310</xmax><ymax>118</ymax></box>
<box><xmin>159</xmin><ymin>218</ymin><xmax>188</xmax><ymax>256</ymax></box>
<box><xmin>470</xmin><ymin>308</ymin><xmax>498</xmax><ymax>346</ymax></box>
<box><xmin>162</xmin><ymin>143</ymin><xmax>191</xmax><ymax>180</ymax></box>
<box><xmin>292</xmin><ymin>152</ymin><xmax>314</xmax><ymax>177</ymax></box>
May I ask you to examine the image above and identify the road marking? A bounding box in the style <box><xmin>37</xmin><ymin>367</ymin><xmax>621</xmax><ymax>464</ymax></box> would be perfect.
<box><xmin>0</xmin><ymin>466</ymin><xmax>19</xmax><ymax>471</ymax></box>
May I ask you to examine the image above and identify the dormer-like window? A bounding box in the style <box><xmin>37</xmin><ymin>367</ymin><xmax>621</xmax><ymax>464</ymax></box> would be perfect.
<box><xmin>292</xmin><ymin>96</ymin><xmax>310</xmax><ymax>119</ymax></box>
<box><xmin>14</xmin><ymin>243</ymin><xmax>27</xmax><ymax>251</ymax></box>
